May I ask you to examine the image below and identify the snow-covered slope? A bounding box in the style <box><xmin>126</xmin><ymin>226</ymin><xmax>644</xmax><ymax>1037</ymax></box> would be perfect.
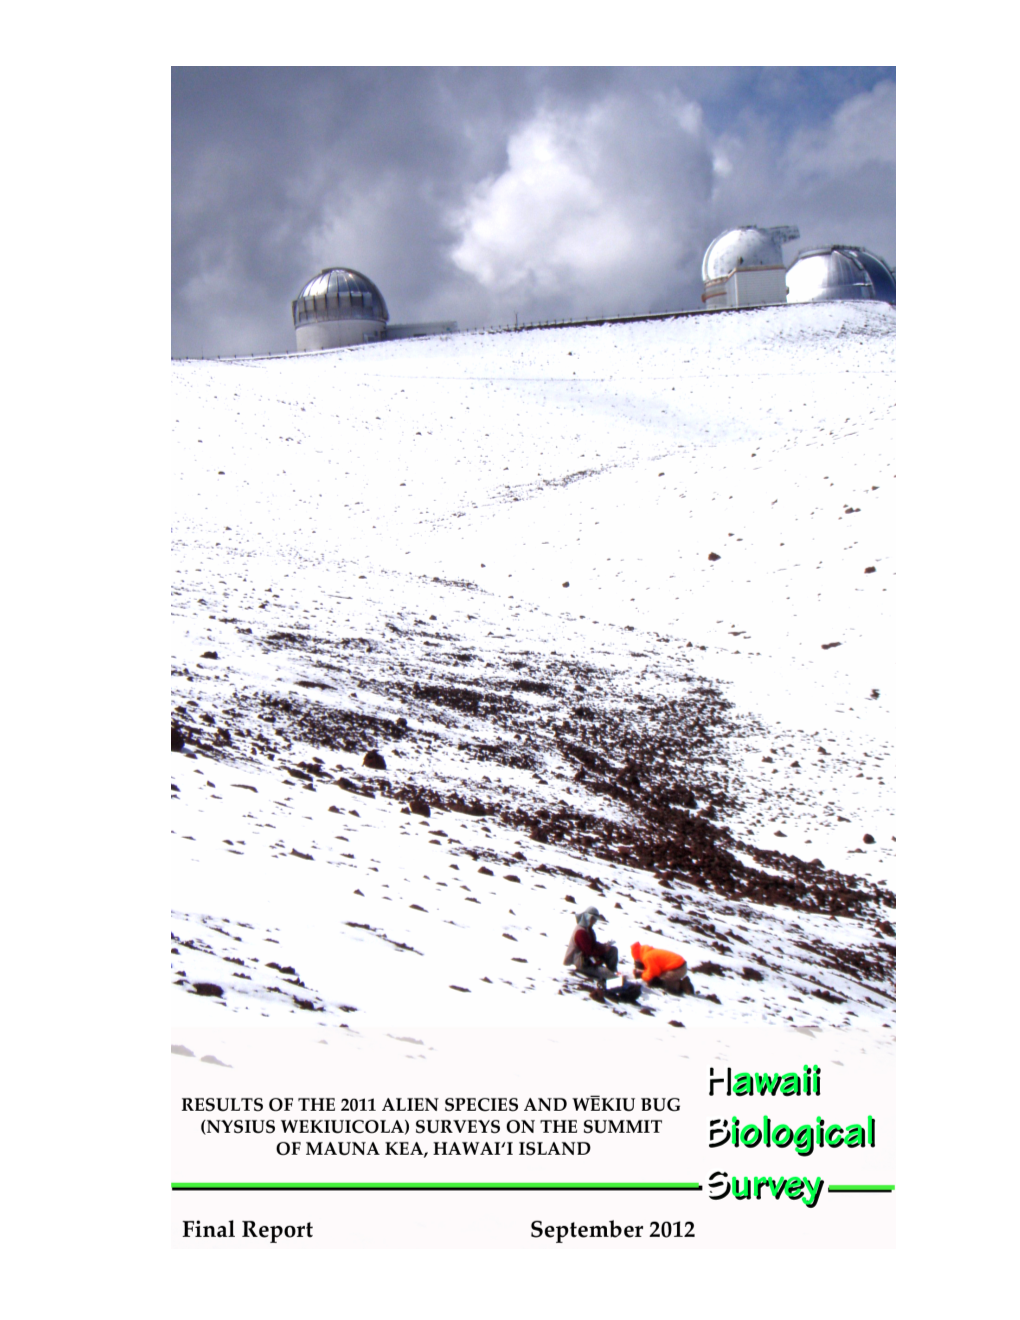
<box><xmin>171</xmin><ymin>302</ymin><xmax>896</xmax><ymax>1046</ymax></box>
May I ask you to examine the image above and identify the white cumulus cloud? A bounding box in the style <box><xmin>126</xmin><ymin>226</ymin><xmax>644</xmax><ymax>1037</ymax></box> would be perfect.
<box><xmin>786</xmin><ymin>79</ymin><xmax>896</xmax><ymax>178</ymax></box>
<box><xmin>448</xmin><ymin>95</ymin><xmax>715</xmax><ymax>317</ymax></box>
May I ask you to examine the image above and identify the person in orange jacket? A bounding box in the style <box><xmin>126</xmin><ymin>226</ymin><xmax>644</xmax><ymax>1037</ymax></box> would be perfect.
<box><xmin>630</xmin><ymin>941</ymin><xmax>690</xmax><ymax>994</ymax></box>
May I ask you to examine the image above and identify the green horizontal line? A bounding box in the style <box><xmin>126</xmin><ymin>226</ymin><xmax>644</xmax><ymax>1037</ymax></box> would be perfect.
<box><xmin>172</xmin><ymin>1182</ymin><xmax>703</xmax><ymax>1191</ymax></box>
<box><xmin>828</xmin><ymin>1185</ymin><xmax>895</xmax><ymax>1192</ymax></box>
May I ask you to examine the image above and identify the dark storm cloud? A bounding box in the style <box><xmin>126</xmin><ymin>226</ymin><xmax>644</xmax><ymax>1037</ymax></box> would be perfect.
<box><xmin>172</xmin><ymin>67</ymin><xmax>894</xmax><ymax>357</ymax></box>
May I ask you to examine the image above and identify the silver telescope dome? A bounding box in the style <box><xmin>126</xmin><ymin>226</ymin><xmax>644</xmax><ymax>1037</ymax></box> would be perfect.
<box><xmin>786</xmin><ymin>246</ymin><xmax>896</xmax><ymax>305</ymax></box>
<box><xmin>292</xmin><ymin>267</ymin><xmax>389</xmax><ymax>327</ymax></box>
<box><xmin>702</xmin><ymin>225</ymin><xmax>800</xmax><ymax>283</ymax></box>
<box><xmin>292</xmin><ymin>267</ymin><xmax>390</xmax><ymax>350</ymax></box>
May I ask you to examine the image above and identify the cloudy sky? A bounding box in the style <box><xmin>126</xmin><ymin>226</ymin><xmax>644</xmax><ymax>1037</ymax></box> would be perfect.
<box><xmin>171</xmin><ymin>67</ymin><xmax>895</xmax><ymax>357</ymax></box>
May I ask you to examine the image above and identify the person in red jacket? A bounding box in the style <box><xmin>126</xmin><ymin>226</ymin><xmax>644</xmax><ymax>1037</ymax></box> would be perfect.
<box><xmin>630</xmin><ymin>941</ymin><xmax>690</xmax><ymax>994</ymax></box>
<box><xmin>564</xmin><ymin>907</ymin><xmax>619</xmax><ymax>977</ymax></box>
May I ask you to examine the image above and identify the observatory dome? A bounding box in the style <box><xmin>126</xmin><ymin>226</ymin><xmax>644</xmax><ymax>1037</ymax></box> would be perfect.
<box><xmin>292</xmin><ymin>268</ymin><xmax>390</xmax><ymax>350</ymax></box>
<box><xmin>785</xmin><ymin>246</ymin><xmax>896</xmax><ymax>305</ymax></box>
<box><xmin>701</xmin><ymin>225</ymin><xmax>799</xmax><ymax>309</ymax></box>
<box><xmin>701</xmin><ymin>226</ymin><xmax>800</xmax><ymax>283</ymax></box>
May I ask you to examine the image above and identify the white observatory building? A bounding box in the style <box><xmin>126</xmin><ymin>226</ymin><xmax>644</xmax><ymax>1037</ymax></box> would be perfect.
<box><xmin>785</xmin><ymin>245</ymin><xmax>896</xmax><ymax>305</ymax></box>
<box><xmin>292</xmin><ymin>268</ymin><xmax>389</xmax><ymax>350</ymax></box>
<box><xmin>701</xmin><ymin>225</ymin><xmax>800</xmax><ymax>309</ymax></box>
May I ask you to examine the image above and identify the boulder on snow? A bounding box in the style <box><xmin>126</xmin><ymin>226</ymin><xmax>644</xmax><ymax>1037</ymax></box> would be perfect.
<box><xmin>363</xmin><ymin>750</ymin><xmax>387</xmax><ymax>770</ymax></box>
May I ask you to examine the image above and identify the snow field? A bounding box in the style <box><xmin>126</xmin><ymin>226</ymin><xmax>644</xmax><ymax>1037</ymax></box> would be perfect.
<box><xmin>172</xmin><ymin>301</ymin><xmax>895</xmax><ymax>1047</ymax></box>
